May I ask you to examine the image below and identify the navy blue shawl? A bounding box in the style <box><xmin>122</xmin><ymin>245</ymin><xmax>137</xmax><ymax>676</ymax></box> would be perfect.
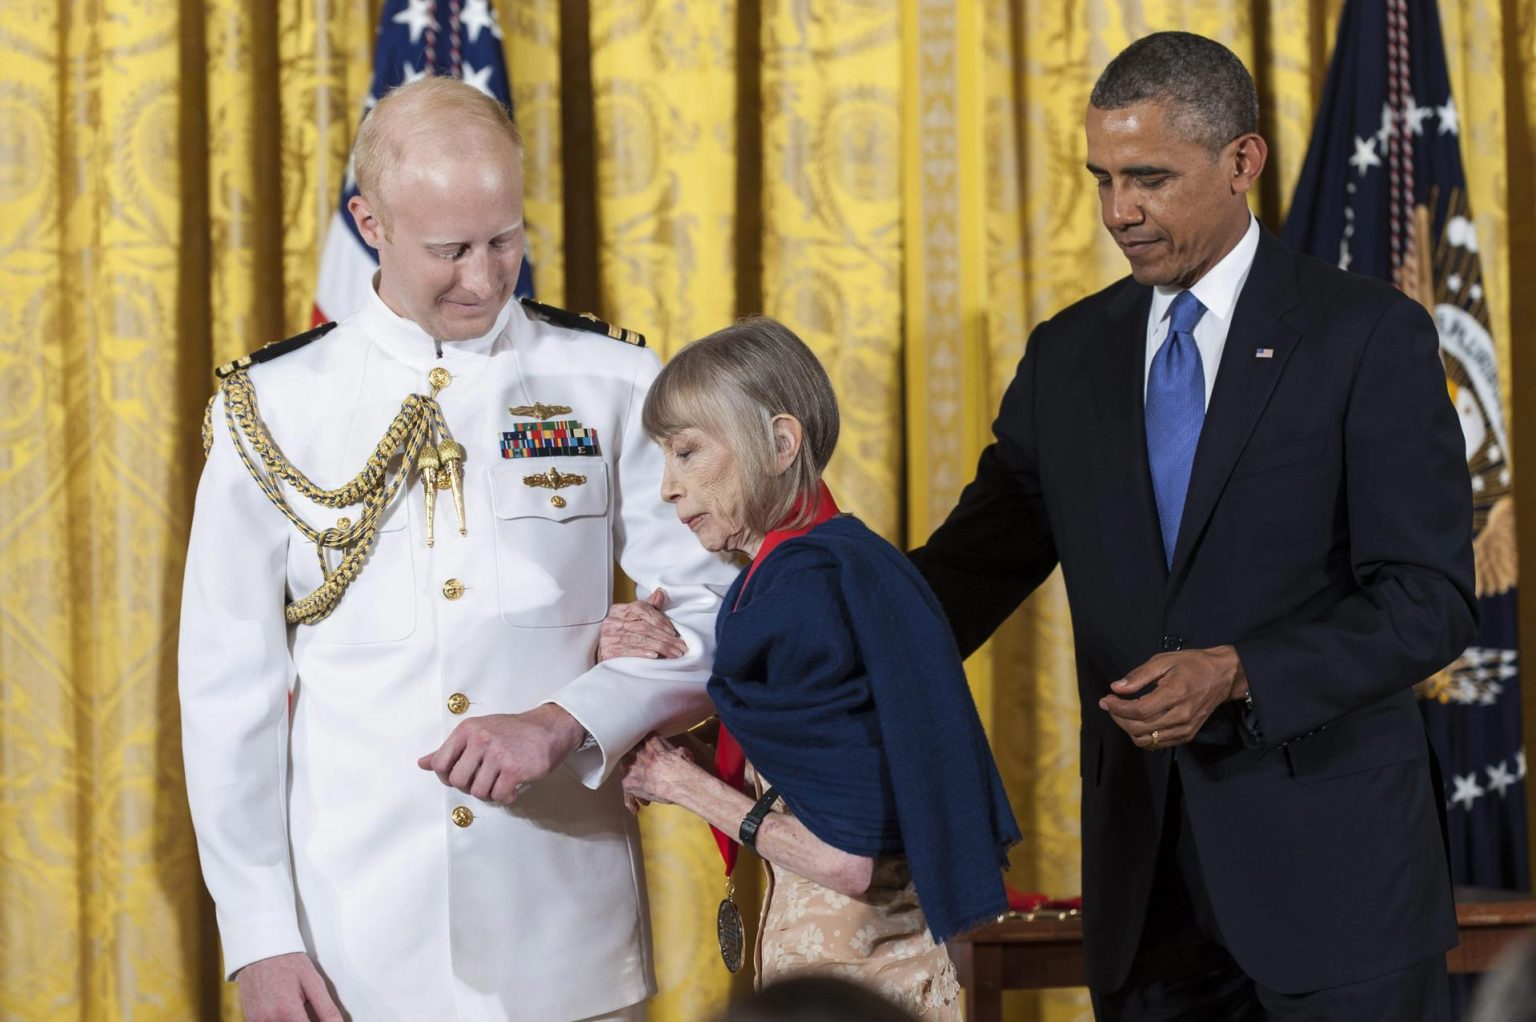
<box><xmin>708</xmin><ymin>515</ymin><xmax>1020</xmax><ymax>943</ymax></box>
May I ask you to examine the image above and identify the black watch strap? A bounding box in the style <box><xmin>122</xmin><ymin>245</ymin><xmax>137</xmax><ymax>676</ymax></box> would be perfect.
<box><xmin>738</xmin><ymin>787</ymin><xmax>780</xmax><ymax>852</ymax></box>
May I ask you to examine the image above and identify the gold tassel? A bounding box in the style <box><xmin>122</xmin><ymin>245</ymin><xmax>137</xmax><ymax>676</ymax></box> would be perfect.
<box><xmin>417</xmin><ymin>444</ymin><xmax>441</xmax><ymax>547</ymax></box>
<box><xmin>438</xmin><ymin>439</ymin><xmax>467</xmax><ymax>536</ymax></box>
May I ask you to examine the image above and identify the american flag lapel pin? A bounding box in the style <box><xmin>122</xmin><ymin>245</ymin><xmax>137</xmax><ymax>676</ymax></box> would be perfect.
<box><xmin>1255</xmin><ymin>347</ymin><xmax>1275</xmax><ymax>359</ymax></box>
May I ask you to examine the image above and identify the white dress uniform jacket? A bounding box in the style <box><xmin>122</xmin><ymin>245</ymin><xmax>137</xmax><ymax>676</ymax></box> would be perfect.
<box><xmin>180</xmin><ymin>289</ymin><xmax>738</xmax><ymax>1021</ymax></box>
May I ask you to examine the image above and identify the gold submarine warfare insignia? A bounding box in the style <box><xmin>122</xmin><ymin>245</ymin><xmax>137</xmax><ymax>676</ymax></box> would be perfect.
<box><xmin>508</xmin><ymin>403</ymin><xmax>573</xmax><ymax>419</ymax></box>
<box><xmin>522</xmin><ymin>467</ymin><xmax>588</xmax><ymax>491</ymax></box>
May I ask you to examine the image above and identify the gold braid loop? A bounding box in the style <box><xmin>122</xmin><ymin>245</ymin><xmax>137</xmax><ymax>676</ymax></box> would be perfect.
<box><xmin>214</xmin><ymin>368</ymin><xmax>453</xmax><ymax>625</ymax></box>
<box><xmin>286</xmin><ymin>487</ymin><xmax>395</xmax><ymax>625</ymax></box>
<box><xmin>202</xmin><ymin>393</ymin><xmax>216</xmax><ymax>457</ymax></box>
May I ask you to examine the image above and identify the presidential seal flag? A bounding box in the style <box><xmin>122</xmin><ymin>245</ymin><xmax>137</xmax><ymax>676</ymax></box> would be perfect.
<box><xmin>1284</xmin><ymin>0</ymin><xmax>1528</xmax><ymax>892</ymax></box>
<box><xmin>313</xmin><ymin>0</ymin><xmax>534</xmax><ymax>325</ymax></box>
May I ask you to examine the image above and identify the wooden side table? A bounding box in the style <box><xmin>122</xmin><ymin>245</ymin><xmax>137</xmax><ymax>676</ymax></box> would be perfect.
<box><xmin>953</xmin><ymin>888</ymin><xmax>1536</xmax><ymax>1022</ymax></box>
<box><xmin>1446</xmin><ymin>885</ymin><xmax>1536</xmax><ymax>974</ymax></box>
<box><xmin>951</xmin><ymin>912</ymin><xmax>1085</xmax><ymax>1022</ymax></box>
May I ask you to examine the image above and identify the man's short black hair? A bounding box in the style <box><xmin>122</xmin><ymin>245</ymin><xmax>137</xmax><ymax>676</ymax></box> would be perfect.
<box><xmin>1089</xmin><ymin>31</ymin><xmax>1260</xmax><ymax>152</ymax></box>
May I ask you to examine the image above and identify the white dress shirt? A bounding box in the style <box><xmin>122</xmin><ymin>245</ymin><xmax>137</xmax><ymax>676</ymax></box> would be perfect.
<box><xmin>1144</xmin><ymin>214</ymin><xmax>1262</xmax><ymax>410</ymax></box>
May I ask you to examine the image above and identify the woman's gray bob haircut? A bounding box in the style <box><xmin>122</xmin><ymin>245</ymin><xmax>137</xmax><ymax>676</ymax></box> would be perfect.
<box><xmin>642</xmin><ymin>317</ymin><xmax>840</xmax><ymax>534</ymax></box>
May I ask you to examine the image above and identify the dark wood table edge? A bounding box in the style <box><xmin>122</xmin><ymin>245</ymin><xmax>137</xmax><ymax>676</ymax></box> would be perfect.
<box><xmin>953</xmin><ymin>892</ymin><xmax>1536</xmax><ymax>1021</ymax></box>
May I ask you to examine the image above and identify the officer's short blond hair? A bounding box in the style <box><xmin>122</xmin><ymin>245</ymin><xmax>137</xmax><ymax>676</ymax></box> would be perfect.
<box><xmin>351</xmin><ymin>76</ymin><xmax>523</xmax><ymax>221</ymax></box>
<box><xmin>642</xmin><ymin>317</ymin><xmax>840</xmax><ymax>535</ymax></box>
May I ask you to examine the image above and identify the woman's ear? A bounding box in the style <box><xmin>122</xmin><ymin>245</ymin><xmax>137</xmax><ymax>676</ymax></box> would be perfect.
<box><xmin>770</xmin><ymin>415</ymin><xmax>804</xmax><ymax>475</ymax></box>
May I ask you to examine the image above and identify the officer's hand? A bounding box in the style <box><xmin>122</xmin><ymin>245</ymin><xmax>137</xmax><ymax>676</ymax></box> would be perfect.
<box><xmin>598</xmin><ymin>589</ymin><xmax>687</xmax><ymax>661</ymax></box>
<box><xmin>1098</xmin><ymin>646</ymin><xmax>1247</xmax><ymax>751</ymax></box>
<box><xmin>417</xmin><ymin>703</ymin><xmax>586</xmax><ymax>805</ymax></box>
<box><xmin>235</xmin><ymin>952</ymin><xmax>343</xmax><ymax>1022</ymax></box>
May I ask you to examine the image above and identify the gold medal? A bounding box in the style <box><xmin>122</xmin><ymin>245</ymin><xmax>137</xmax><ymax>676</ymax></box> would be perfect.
<box><xmin>716</xmin><ymin>877</ymin><xmax>745</xmax><ymax>973</ymax></box>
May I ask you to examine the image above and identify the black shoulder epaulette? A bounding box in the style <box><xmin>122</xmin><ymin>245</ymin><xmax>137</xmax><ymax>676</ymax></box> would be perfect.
<box><xmin>214</xmin><ymin>321</ymin><xmax>339</xmax><ymax>380</ymax></box>
<box><xmin>520</xmin><ymin>297</ymin><xmax>645</xmax><ymax>348</ymax></box>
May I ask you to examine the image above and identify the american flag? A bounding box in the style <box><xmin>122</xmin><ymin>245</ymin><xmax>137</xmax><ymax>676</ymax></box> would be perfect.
<box><xmin>1284</xmin><ymin>0</ymin><xmax>1528</xmax><ymax>895</ymax></box>
<box><xmin>313</xmin><ymin>0</ymin><xmax>534</xmax><ymax>325</ymax></box>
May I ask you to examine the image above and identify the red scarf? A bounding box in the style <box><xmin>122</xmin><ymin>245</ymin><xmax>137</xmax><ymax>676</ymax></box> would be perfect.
<box><xmin>712</xmin><ymin>480</ymin><xmax>840</xmax><ymax>874</ymax></box>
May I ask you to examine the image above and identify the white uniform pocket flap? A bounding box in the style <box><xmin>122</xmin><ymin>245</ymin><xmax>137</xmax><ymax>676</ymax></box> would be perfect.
<box><xmin>490</xmin><ymin>461</ymin><xmax>610</xmax><ymax>522</ymax></box>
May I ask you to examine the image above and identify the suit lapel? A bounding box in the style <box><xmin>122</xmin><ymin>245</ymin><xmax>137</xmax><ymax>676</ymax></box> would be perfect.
<box><xmin>1092</xmin><ymin>282</ymin><xmax>1168</xmax><ymax>580</ymax></box>
<box><xmin>1167</xmin><ymin>230</ymin><xmax>1303</xmax><ymax>583</ymax></box>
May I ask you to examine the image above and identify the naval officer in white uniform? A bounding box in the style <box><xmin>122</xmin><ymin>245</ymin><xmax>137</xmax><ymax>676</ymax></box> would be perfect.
<box><xmin>179</xmin><ymin>77</ymin><xmax>737</xmax><ymax>1022</ymax></box>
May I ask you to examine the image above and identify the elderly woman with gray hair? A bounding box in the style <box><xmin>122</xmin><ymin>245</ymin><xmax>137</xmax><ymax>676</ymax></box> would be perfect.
<box><xmin>609</xmin><ymin>317</ymin><xmax>1019</xmax><ymax>1018</ymax></box>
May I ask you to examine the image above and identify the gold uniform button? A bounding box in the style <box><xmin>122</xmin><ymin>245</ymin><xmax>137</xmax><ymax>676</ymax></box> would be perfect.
<box><xmin>335</xmin><ymin>516</ymin><xmax>351</xmax><ymax>531</ymax></box>
<box><xmin>447</xmin><ymin>693</ymin><xmax>470</xmax><ymax>715</ymax></box>
<box><xmin>442</xmin><ymin>578</ymin><xmax>466</xmax><ymax>600</ymax></box>
<box><xmin>428</xmin><ymin>367</ymin><xmax>452</xmax><ymax>390</ymax></box>
<box><xmin>451</xmin><ymin>806</ymin><xmax>474</xmax><ymax>828</ymax></box>
<box><xmin>550</xmin><ymin>495</ymin><xmax>567</xmax><ymax>509</ymax></box>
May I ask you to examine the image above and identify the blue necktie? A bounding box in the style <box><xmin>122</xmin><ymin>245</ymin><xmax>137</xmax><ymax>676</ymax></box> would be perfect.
<box><xmin>1146</xmin><ymin>290</ymin><xmax>1207</xmax><ymax>567</ymax></box>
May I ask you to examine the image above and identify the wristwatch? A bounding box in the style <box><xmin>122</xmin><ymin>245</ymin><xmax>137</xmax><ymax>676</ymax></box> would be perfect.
<box><xmin>738</xmin><ymin>787</ymin><xmax>780</xmax><ymax>852</ymax></box>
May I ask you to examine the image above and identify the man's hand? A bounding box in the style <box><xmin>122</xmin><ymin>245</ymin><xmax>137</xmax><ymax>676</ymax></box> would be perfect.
<box><xmin>1099</xmin><ymin>645</ymin><xmax>1249</xmax><ymax>750</ymax></box>
<box><xmin>598</xmin><ymin>589</ymin><xmax>687</xmax><ymax>661</ymax></box>
<box><xmin>417</xmin><ymin>703</ymin><xmax>586</xmax><ymax>805</ymax></box>
<box><xmin>235</xmin><ymin>952</ymin><xmax>343</xmax><ymax>1022</ymax></box>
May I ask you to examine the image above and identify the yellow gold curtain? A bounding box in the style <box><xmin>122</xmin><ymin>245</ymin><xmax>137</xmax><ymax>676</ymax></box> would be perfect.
<box><xmin>2</xmin><ymin>3</ymin><xmax>1533</xmax><ymax>1021</ymax></box>
<box><xmin>2</xmin><ymin>5</ymin><xmax>209</xmax><ymax>1019</ymax></box>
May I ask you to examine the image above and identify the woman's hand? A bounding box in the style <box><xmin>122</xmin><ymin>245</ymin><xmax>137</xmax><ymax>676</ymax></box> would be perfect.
<box><xmin>597</xmin><ymin>589</ymin><xmax>688</xmax><ymax>661</ymax></box>
<box><xmin>618</xmin><ymin>732</ymin><xmax>874</xmax><ymax>895</ymax></box>
<box><xmin>620</xmin><ymin>734</ymin><xmax>700</xmax><ymax>811</ymax></box>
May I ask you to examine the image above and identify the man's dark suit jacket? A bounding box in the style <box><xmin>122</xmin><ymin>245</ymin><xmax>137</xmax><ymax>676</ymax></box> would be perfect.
<box><xmin>911</xmin><ymin>228</ymin><xmax>1477</xmax><ymax>995</ymax></box>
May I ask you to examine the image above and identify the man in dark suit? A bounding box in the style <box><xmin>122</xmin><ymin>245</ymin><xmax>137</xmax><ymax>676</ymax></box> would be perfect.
<box><xmin>911</xmin><ymin>32</ymin><xmax>1475</xmax><ymax>1021</ymax></box>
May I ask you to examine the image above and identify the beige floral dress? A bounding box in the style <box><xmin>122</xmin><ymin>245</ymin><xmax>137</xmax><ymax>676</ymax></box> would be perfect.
<box><xmin>749</xmin><ymin>768</ymin><xmax>962</xmax><ymax>1020</ymax></box>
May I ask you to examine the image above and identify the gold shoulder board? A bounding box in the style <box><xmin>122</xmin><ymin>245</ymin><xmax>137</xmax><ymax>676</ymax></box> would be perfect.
<box><xmin>519</xmin><ymin>297</ymin><xmax>646</xmax><ymax>348</ymax></box>
<box><xmin>214</xmin><ymin>320</ymin><xmax>340</xmax><ymax>380</ymax></box>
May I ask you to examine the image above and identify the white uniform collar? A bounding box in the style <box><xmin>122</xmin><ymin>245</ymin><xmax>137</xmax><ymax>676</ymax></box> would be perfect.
<box><xmin>1148</xmin><ymin>213</ymin><xmax>1260</xmax><ymax>330</ymax></box>
<box><xmin>358</xmin><ymin>274</ymin><xmax>517</xmax><ymax>367</ymax></box>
